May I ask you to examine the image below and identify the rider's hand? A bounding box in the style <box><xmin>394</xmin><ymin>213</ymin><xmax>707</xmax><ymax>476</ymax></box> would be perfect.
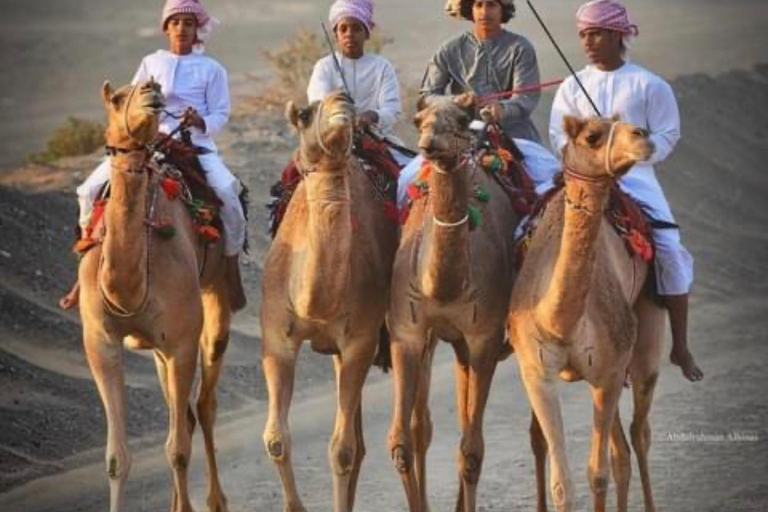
<box><xmin>480</xmin><ymin>100</ymin><xmax>504</xmax><ymax>124</ymax></box>
<box><xmin>357</xmin><ymin>110</ymin><xmax>379</xmax><ymax>130</ymax></box>
<box><xmin>182</xmin><ymin>107</ymin><xmax>207</xmax><ymax>132</ymax></box>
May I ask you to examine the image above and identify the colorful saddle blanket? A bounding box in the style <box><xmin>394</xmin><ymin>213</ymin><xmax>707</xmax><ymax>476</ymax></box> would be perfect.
<box><xmin>77</xmin><ymin>136</ymin><xmax>246</xmax><ymax>252</ymax></box>
<box><xmin>400</xmin><ymin>125</ymin><xmax>538</xmax><ymax>227</ymax></box>
<box><xmin>515</xmin><ymin>173</ymin><xmax>655</xmax><ymax>267</ymax></box>
<box><xmin>267</xmin><ymin>132</ymin><xmax>401</xmax><ymax>238</ymax></box>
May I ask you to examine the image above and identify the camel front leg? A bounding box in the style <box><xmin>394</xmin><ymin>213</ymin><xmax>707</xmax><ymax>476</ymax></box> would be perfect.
<box><xmin>411</xmin><ymin>348</ymin><xmax>435</xmax><ymax>512</ymax></box>
<box><xmin>197</xmin><ymin>289</ymin><xmax>232</xmax><ymax>512</ymax></box>
<box><xmin>387</xmin><ymin>335</ymin><xmax>424</xmax><ymax>511</ymax></box>
<box><xmin>84</xmin><ymin>330</ymin><xmax>130</xmax><ymax>512</ymax></box>
<box><xmin>530</xmin><ymin>411</ymin><xmax>549</xmax><ymax>512</ymax></box>
<box><xmin>262</xmin><ymin>340</ymin><xmax>305</xmax><ymax>512</ymax></box>
<box><xmin>162</xmin><ymin>344</ymin><xmax>199</xmax><ymax>512</ymax></box>
<box><xmin>587</xmin><ymin>373</ymin><xmax>625</xmax><ymax>512</ymax></box>
<box><xmin>154</xmin><ymin>352</ymin><xmax>197</xmax><ymax>512</ymax></box>
<box><xmin>519</xmin><ymin>364</ymin><xmax>574</xmax><ymax>512</ymax></box>
<box><xmin>329</xmin><ymin>343</ymin><xmax>376</xmax><ymax>512</ymax></box>
<box><xmin>455</xmin><ymin>344</ymin><xmax>498</xmax><ymax>512</ymax></box>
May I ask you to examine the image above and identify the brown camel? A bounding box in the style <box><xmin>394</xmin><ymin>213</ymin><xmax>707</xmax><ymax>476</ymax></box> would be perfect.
<box><xmin>507</xmin><ymin>116</ymin><xmax>665</xmax><ymax>512</ymax></box>
<box><xmin>79</xmin><ymin>79</ymin><xmax>233</xmax><ymax>512</ymax></box>
<box><xmin>386</xmin><ymin>95</ymin><xmax>519</xmax><ymax>512</ymax></box>
<box><xmin>260</xmin><ymin>91</ymin><xmax>398</xmax><ymax>512</ymax></box>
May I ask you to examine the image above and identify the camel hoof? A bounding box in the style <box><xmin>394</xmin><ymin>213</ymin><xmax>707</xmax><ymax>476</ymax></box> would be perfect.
<box><xmin>391</xmin><ymin>445</ymin><xmax>411</xmax><ymax>473</ymax></box>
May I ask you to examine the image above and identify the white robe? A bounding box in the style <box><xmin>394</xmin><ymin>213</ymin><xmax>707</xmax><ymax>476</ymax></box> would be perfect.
<box><xmin>549</xmin><ymin>61</ymin><xmax>692</xmax><ymax>294</ymax></box>
<box><xmin>77</xmin><ymin>50</ymin><xmax>245</xmax><ymax>255</ymax></box>
<box><xmin>307</xmin><ymin>52</ymin><xmax>408</xmax><ymax>162</ymax></box>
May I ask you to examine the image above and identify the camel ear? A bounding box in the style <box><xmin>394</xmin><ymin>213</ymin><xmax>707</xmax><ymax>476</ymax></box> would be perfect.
<box><xmin>610</xmin><ymin>113</ymin><xmax>621</xmax><ymax>123</ymax></box>
<box><xmin>285</xmin><ymin>101</ymin><xmax>299</xmax><ymax>128</ymax></box>
<box><xmin>563</xmin><ymin>115</ymin><xmax>586</xmax><ymax>141</ymax></box>
<box><xmin>102</xmin><ymin>81</ymin><xmax>114</xmax><ymax>106</ymax></box>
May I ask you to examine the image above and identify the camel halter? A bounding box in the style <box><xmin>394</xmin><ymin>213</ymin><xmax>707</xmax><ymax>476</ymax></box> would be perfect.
<box><xmin>314</xmin><ymin>100</ymin><xmax>354</xmax><ymax>160</ymax></box>
<box><xmin>431</xmin><ymin>153</ymin><xmax>474</xmax><ymax>228</ymax></box>
<box><xmin>562</xmin><ymin>121</ymin><xmax>621</xmax><ymax>183</ymax></box>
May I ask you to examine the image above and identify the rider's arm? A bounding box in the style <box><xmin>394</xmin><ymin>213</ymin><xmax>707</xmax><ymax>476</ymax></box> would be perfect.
<box><xmin>498</xmin><ymin>37</ymin><xmax>541</xmax><ymax>124</ymax></box>
<box><xmin>644</xmin><ymin>78</ymin><xmax>681</xmax><ymax>165</ymax></box>
<box><xmin>374</xmin><ymin>59</ymin><xmax>402</xmax><ymax>133</ymax></box>
<box><xmin>203</xmin><ymin>63</ymin><xmax>230</xmax><ymax>137</ymax></box>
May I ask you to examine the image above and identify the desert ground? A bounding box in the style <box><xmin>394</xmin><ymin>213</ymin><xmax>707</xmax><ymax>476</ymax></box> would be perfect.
<box><xmin>1</xmin><ymin>0</ymin><xmax>767</xmax><ymax>511</ymax></box>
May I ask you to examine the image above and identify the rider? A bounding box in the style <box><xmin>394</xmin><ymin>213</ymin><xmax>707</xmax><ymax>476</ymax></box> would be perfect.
<box><xmin>549</xmin><ymin>0</ymin><xmax>702</xmax><ymax>381</ymax></box>
<box><xmin>60</xmin><ymin>0</ymin><xmax>247</xmax><ymax>311</ymax></box>
<box><xmin>398</xmin><ymin>0</ymin><xmax>559</xmax><ymax>206</ymax></box>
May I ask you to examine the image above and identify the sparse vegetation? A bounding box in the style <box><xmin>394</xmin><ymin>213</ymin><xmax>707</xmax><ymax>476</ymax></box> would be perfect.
<box><xmin>28</xmin><ymin>117</ymin><xmax>104</xmax><ymax>164</ymax></box>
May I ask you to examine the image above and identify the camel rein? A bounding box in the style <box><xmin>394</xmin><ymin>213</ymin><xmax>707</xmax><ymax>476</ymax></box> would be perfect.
<box><xmin>98</xmin><ymin>164</ymin><xmax>157</xmax><ymax>318</ymax></box>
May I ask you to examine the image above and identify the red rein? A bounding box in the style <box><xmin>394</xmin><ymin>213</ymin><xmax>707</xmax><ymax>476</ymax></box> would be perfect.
<box><xmin>477</xmin><ymin>78</ymin><xmax>564</xmax><ymax>105</ymax></box>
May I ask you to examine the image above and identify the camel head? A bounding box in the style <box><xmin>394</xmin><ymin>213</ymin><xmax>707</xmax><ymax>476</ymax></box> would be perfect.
<box><xmin>286</xmin><ymin>91</ymin><xmax>355</xmax><ymax>171</ymax></box>
<box><xmin>101</xmin><ymin>79</ymin><xmax>165</xmax><ymax>150</ymax></box>
<box><xmin>563</xmin><ymin>115</ymin><xmax>654</xmax><ymax>179</ymax></box>
<box><xmin>415</xmin><ymin>94</ymin><xmax>475</xmax><ymax>168</ymax></box>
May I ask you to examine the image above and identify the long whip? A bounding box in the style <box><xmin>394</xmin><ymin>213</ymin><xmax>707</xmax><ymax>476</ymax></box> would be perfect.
<box><xmin>525</xmin><ymin>0</ymin><xmax>601</xmax><ymax>117</ymax></box>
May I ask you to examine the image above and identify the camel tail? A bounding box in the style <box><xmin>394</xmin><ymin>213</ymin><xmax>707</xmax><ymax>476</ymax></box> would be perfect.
<box><xmin>372</xmin><ymin>325</ymin><xmax>392</xmax><ymax>373</ymax></box>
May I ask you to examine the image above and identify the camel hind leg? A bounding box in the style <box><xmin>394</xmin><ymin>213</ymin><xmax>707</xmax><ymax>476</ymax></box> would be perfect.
<box><xmin>530</xmin><ymin>411</ymin><xmax>549</xmax><ymax>512</ymax></box>
<box><xmin>262</xmin><ymin>331</ymin><xmax>305</xmax><ymax>512</ymax></box>
<box><xmin>387</xmin><ymin>333</ymin><xmax>426</xmax><ymax>512</ymax></box>
<box><xmin>329</xmin><ymin>339</ymin><xmax>377</xmax><ymax>512</ymax></box>
<box><xmin>455</xmin><ymin>337</ymin><xmax>499</xmax><ymax>512</ymax></box>
<box><xmin>196</xmin><ymin>287</ymin><xmax>232</xmax><ymax>512</ymax></box>
<box><xmin>629</xmin><ymin>293</ymin><xmax>665</xmax><ymax>512</ymax></box>
<box><xmin>83</xmin><ymin>329</ymin><xmax>131</xmax><ymax>512</ymax></box>
<box><xmin>610</xmin><ymin>409</ymin><xmax>632</xmax><ymax>512</ymax></box>
<box><xmin>159</xmin><ymin>340</ymin><xmax>199</xmax><ymax>512</ymax></box>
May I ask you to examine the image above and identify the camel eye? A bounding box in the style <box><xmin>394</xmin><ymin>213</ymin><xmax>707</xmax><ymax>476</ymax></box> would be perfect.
<box><xmin>297</xmin><ymin>108</ymin><xmax>312</xmax><ymax>124</ymax></box>
<box><xmin>586</xmin><ymin>131</ymin><xmax>601</xmax><ymax>146</ymax></box>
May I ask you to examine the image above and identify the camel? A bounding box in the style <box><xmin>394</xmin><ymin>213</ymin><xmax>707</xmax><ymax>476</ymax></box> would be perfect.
<box><xmin>507</xmin><ymin>115</ymin><xmax>665</xmax><ymax>512</ymax></box>
<box><xmin>260</xmin><ymin>91</ymin><xmax>398</xmax><ymax>512</ymax></box>
<box><xmin>79</xmin><ymin>79</ymin><xmax>234</xmax><ymax>512</ymax></box>
<box><xmin>386</xmin><ymin>95</ymin><xmax>519</xmax><ymax>512</ymax></box>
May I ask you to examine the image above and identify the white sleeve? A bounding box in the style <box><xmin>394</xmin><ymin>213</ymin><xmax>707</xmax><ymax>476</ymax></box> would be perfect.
<box><xmin>307</xmin><ymin>58</ymin><xmax>335</xmax><ymax>103</ymax></box>
<box><xmin>374</xmin><ymin>60</ymin><xmax>402</xmax><ymax>133</ymax></box>
<box><xmin>203</xmin><ymin>63</ymin><xmax>230</xmax><ymax>137</ymax></box>
<box><xmin>130</xmin><ymin>58</ymin><xmax>150</xmax><ymax>85</ymax></box>
<box><xmin>644</xmin><ymin>79</ymin><xmax>680</xmax><ymax>165</ymax></box>
<box><xmin>549</xmin><ymin>80</ymin><xmax>578</xmax><ymax>157</ymax></box>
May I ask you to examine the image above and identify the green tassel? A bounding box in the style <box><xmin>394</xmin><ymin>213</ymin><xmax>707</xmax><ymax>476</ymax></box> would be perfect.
<box><xmin>468</xmin><ymin>205</ymin><xmax>482</xmax><ymax>229</ymax></box>
<box><xmin>155</xmin><ymin>224</ymin><xmax>177</xmax><ymax>239</ymax></box>
<box><xmin>474</xmin><ymin>184</ymin><xmax>490</xmax><ymax>203</ymax></box>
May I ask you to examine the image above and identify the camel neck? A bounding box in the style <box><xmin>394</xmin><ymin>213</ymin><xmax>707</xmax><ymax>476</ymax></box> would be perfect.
<box><xmin>295</xmin><ymin>163</ymin><xmax>353</xmax><ymax>319</ymax></box>
<box><xmin>420</xmin><ymin>159</ymin><xmax>471</xmax><ymax>302</ymax></box>
<box><xmin>537</xmin><ymin>174</ymin><xmax>610</xmax><ymax>340</ymax></box>
<box><xmin>101</xmin><ymin>152</ymin><xmax>150</xmax><ymax>312</ymax></box>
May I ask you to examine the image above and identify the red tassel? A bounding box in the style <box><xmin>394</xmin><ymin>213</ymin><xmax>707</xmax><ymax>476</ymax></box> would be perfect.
<box><xmin>160</xmin><ymin>178</ymin><xmax>180</xmax><ymax>200</ymax></box>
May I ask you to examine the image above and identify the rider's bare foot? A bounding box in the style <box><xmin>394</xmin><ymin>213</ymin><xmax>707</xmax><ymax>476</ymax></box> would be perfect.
<box><xmin>670</xmin><ymin>347</ymin><xmax>703</xmax><ymax>382</ymax></box>
<box><xmin>59</xmin><ymin>282</ymin><xmax>80</xmax><ymax>310</ymax></box>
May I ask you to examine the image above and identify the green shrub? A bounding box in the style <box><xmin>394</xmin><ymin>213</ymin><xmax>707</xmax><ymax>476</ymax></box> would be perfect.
<box><xmin>28</xmin><ymin>117</ymin><xmax>104</xmax><ymax>163</ymax></box>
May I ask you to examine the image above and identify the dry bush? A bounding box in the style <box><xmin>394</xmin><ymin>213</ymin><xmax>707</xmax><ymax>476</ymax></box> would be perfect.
<box><xmin>28</xmin><ymin>117</ymin><xmax>104</xmax><ymax>163</ymax></box>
